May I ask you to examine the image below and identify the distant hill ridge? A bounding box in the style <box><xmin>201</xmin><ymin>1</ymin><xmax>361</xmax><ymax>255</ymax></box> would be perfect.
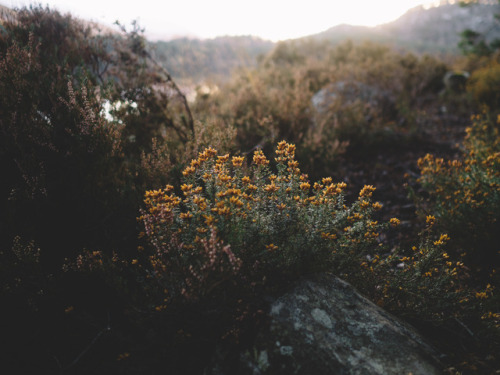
<box><xmin>311</xmin><ymin>1</ymin><xmax>500</xmax><ymax>53</ymax></box>
<box><xmin>153</xmin><ymin>1</ymin><xmax>500</xmax><ymax>83</ymax></box>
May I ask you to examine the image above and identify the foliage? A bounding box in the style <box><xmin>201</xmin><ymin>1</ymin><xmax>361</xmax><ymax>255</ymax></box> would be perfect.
<box><xmin>138</xmin><ymin>141</ymin><xmax>389</xmax><ymax>306</ymax></box>
<box><xmin>212</xmin><ymin>40</ymin><xmax>329</xmax><ymax>158</ymax></box>
<box><xmin>0</xmin><ymin>10</ymin><xmax>211</xmax><ymax>370</ymax></box>
<box><xmin>412</xmin><ymin>112</ymin><xmax>500</xmax><ymax>371</ymax></box>
<box><xmin>367</xmin><ymin>217</ymin><xmax>500</xmax><ymax>375</ymax></box>
<box><xmin>209</xmin><ymin>40</ymin><xmax>447</xmax><ymax>178</ymax></box>
<box><xmin>2</xmin><ymin>5</ymin><xmax>500</xmax><ymax>374</ymax></box>
<box><xmin>416</xmin><ymin>113</ymin><xmax>500</xmax><ymax>273</ymax></box>
<box><xmin>467</xmin><ymin>57</ymin><xmax>500</xmax><ymax>110</ymax></box>
<box><xmin>371</xmin><ymin>219</ymin><xmax>472</xmax><ymax>321</ymax></box>
<box><xmin>0</xmin><ymin>236</ymin><xmax>46</xmax><ymax>307</ymax></box>
<box><xmin>0</xmin><ymin>6</ymin><xmax>200</xmax><ymax>264</ymax></box>
<box><xmin>458</xmin><ymin>0</ymin><xmax>500</xmax><ymax>56</ymax></box>
<box><xmin>0</xmin><ymin>28</ymin><xmax>126</xmax><ymax>262</ymax></box>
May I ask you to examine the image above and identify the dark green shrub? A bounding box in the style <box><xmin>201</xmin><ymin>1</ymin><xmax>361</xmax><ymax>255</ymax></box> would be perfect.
<box><xmin>0</xmin><ymin>31</ymin><xmax>126</xmax><ymax>263</ymax></box>
<box><xmin>0</xmin><ymin>6</ymin><xmax>199</xmax><ymax>263</ymax></box>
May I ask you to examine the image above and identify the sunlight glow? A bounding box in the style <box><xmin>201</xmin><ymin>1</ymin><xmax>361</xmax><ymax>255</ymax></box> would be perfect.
<box><xmin>4</xmin><ymin>0</ymin><xmax>441</xmax><ymax>41</ymax></box>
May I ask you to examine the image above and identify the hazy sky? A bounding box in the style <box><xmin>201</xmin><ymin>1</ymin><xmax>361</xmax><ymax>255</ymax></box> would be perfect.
<box><xmin>3</xmin><ymin>0</ymin><xmax>445</xmax><ymax>41</ymax></box>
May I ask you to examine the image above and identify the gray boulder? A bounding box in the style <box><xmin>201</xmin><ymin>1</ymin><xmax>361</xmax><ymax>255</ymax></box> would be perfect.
<box><xmin>443</xmin><ymin>71</ymin><xmax>469</xmax><ymax>93</ymax></box>
<box><xmin>312</xmin><ymin>81</ymin><xmax>396</xmax><ymax>118</ymax></box>
<box><xmin>237</xmin><ymin>274</ymin><xmax>442</xmax><ymax>375</ymax></box>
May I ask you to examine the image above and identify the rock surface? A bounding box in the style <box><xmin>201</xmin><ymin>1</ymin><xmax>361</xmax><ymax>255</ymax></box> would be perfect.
<box><xmin>237</xmin><ymin>273</ymin><xmax>442</xmax><ymax>375</ymax></box>
<box><xmin>312</xmin><ymin>81</ymin><xmax>396</xmax><ymax>117</ymax></box>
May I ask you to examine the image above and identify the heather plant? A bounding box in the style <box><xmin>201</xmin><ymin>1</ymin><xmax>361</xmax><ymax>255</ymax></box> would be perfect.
<box><xmin>138</xmin><ymin>141</ymin><xmax>389</xmax><ymax>306</ymax></box>
<box><xmin>0</xmin><ymin>6</ymin><xmax>200</xmax><ymax>263</ymax></box>
<box><xmin>0</xmin><ymin>32</ymin><xmax>127</xmax><ymax>261</ymax></box>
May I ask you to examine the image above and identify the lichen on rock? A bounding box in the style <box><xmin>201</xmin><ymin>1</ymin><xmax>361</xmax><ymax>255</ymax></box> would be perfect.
<box><xmin>241</xmin><ymin>273</ymin><xmax>442</xmax><ymax>375</ymax></box>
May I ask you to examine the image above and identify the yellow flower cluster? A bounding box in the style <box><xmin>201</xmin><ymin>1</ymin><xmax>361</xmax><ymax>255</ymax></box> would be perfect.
<box><xmin>426</xmin><ymin>215</ymin><xmax>436</xmax><ymax>226</ymax></box>
<box><xmin>433</xmin><ymin>234</ymin><xmax>450</xmax><ymax>246</ymax></box>
<box><xmin>253</xmin><ymin>150</ymin><xmax>269</xmax><ymax>166</ymax></box>
<box><xmin>265</xmin><ymin>243</ymin><xmax>279</xmax><ymax>251</ymax></box>
<box><xmin>359</xmin><ymin>185</ymin><xmax>376</xmax><ymax>198</ymax></box>
<box><xmin>182</xmin><ymin>147</ymin><xmax>218</xmax><ymax>177</ymax></box>
<box><xmin>389</xmin><ymin>218</ymin><xmax>400</xmax><ymax>227</ymax></box>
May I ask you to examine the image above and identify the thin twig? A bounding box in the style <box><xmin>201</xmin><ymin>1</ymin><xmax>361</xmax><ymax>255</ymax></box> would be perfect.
<box><xmin>61</xmin><ymin>312</ymin><xmax>112</xmax><ymax>372</ymax></box>
<box><xmin>147</xmin><ymin>52</ymin><xmax>195</xmax><ymax>139</ymax></box>
<box><xmin>454</xmin><ymin>316</ymin><xmax>474</xmax><ymax>337</ymax></box>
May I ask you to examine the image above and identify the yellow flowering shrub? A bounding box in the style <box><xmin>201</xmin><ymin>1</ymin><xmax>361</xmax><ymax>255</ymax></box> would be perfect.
<box><xmin>138</xmin><ymin>141</ymin><xmax>386</xmax><ymax>305</ymax></box>
<box><xmin>412</xmin><ymin>113</ymin><xmax>500</xmax><ymax>356</ymax></box>
<box><xmin>417</xmin><ymin>113</ymin><xmax>500</xmax><ymax>273</ymax></box>
<box><xmin>359</xmin><ymin>216</ymin><xmax>499</xmax><ymax>365</ymax></box>
<box><xmin>371</xmin><ymin>221</ymin><xmax>473</xmax><ymax>322</ymax></box>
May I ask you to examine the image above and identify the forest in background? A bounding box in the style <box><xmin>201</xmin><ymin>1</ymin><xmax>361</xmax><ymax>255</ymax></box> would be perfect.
<box><xmin>0</xmin><ymin>2</ymin><xmax>499</xmax><ymax>374</ymax></box>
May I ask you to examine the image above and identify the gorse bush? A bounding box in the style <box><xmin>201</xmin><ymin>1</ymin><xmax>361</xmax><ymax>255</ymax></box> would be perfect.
<box><xmin>417</xmin><ymin>113</ymin><xmax>500</xmax><ymax>273</ymax></box>
<box><xmin>371</xmin><ymin>217</ymin><xmax>472</xmax><ymax>321</ymax></box>
<box><xmin>138</xmin><ymin>141</ymin><xmax>389</xmax><ymax>305</ymax></box>
<box><xmin>413</xmin><ymin>112</ymin><xmax>500</xmax><ymax>362</ymax></box>
<box><xmin>366</xmin><ymin>216</ymin><xmax>500</xmax><ymax>368</ymax></box>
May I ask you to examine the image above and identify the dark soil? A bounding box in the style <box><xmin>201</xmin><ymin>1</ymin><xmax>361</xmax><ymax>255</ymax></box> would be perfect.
<box><xmin>336</xmin><ymin>109</ymin><xmax>469</xmax><ymax>248</ymax></box>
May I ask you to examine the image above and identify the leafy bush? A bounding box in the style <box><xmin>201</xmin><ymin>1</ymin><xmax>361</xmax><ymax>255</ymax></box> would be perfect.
<box><xmin>467</xmin><ymin>58</ymin><xmax>500</xmax><ymax>110</ymax></box>
<box><xmin>0</xmin><ymin>30</ymin><xmax>126</xmax><ymax>262</ymax></box>
<box><xmin>371</xmin><ymin>218</ymin><xmax>472</xmax><ymax>322</ymax></box>
<box><xmin>138</xmin><ymin>141</ymin><xmax>388</xmax><ymax>306</ymax></box>
<box><xmin>0</xmin><ymin>6</ymin><xmax>201</xmax><ymax>263</ymax></box>
<box><xmin>215</xmin><ymin>44</ymin><xmax>326</xmax><ymax>152</ymax></box>
<box><xmin>416</xmin><ymin>113</ymin><xmax>500</xmax><ymax>273</ymax></box>
<box><xmin>207</xmin><ymin>40</ymin><xmax>448</xmax><ymax>178</ymax></box>
<box><xmin>413</xmin><ymin>112</ymin><xmax>500</xmax><ymax>371</ymax></box>
<box><xmin>0</xmin><ymin>11</ymin><xmax>213</xmax><ymax>370</ymax></box>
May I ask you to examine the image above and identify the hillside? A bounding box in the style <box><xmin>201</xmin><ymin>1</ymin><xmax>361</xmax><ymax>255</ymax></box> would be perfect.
<box><xmin>151</xmin><ymin>36</ymin><xmax>274</xmax><ymax>84</ymax></box>
<box><xmin>313</xmin><ymin>1</ymin><xmax>500</xmax><ymax>54</ymax></box>
<box><xmin>153</xmin><ymin>1</ymin><xmax>500</xmax><ymax>84</ymax></box>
